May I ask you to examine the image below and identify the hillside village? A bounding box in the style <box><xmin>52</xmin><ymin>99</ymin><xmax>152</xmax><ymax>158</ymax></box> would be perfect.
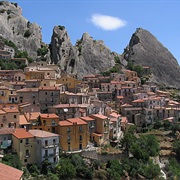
<box><xmin>0</xmin><ymin>44</ymin><xmax>180</xmax><ymax>179</ymax></box>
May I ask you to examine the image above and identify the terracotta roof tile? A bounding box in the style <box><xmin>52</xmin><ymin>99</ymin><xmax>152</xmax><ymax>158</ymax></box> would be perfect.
<box><xmin>0</xmin><ymin>128</ymin><xmax>15</xmax><ymax>135</ymax></box>
<box><xmin>59</xmin><ymin>120</ymin><xmax>73</xmax><ymax>126</ymax></box>
<box><xmin>54</xmin><ymin>104</ymin><xmax>78</xmax><ymax>108</ymax></box>
<box><xmin>2</xmin><ymin>107</ymin><xmax>19</xmax><ymax>113</ymax></box>
<box><xmin>12</xmin><ymin>128</ymin><xmax>34</xmax><ymax>139</ymax></box>
<box><xmin>67</xmin><ymin>118</ymin><xmax>87</xmax><ymax>125</ymax></box>
<box><xmin>19</xmin><ymin>115</ymin><xmax>30</xmax><ymax>125</ymax></box>
<box><xmin>40</xmin><ymin>113</ymin><xmax>59</xmax><ymax>119</ymax></box>
<box><xmin>0</xmin><ymin>162</ymin><xmax>23</xmax><ymax>180</ymax></box>
<box><xmin>29</xmin><ymin>129</ymin><xmax>59</xmax><ymax>138</ymax></box>
<box><xmin>80</xmin><ymin>116</ymin><xmax>95</xmax><ymax>121</ymax></box>
<box><xmin>90</xmin><ymin>114</ymin><xmax>107</xmax><ymax>120</ymax></box>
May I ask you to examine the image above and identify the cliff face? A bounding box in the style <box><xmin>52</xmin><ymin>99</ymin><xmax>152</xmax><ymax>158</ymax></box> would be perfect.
<box><xmin>50</xmin><ymin>26</ymin><xmax>116</xmax><ymax>79</ymax></box>
<box><xmin>0</xmin><ymin>1</ymin><xmax>42</xmax><ymax>58</ymax></box>
<box><xmin>123</xmin><ymin>28</ymin><xmax>180</xmax><ymax>87</ymax></box>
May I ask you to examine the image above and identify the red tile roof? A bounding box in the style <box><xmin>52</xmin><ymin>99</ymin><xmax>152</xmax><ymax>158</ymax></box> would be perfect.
<box><xmin>80</xmin><ymin>116</ymin><xmax>95</xmax><ymax>121</ymax></box>
<box><xmin>54</xmin><ymin>104</ymin><xmax>78</xmax><ymax>108</ymax></box>
<box><xmin>2</xmin><ymin>107</ymin><xmax>19</xmax><ymax>113</ymax></box>
<box><xmin>67</xmin><ymin>118</ymin><xmax>87</xmax><ymax>125</ymax></box>
<box><xmin>12</xmin><ymin>128</ymin><xmax>34</xmax><ymax>139</ymax></box>
<box><xmin>29</xmin><ymin>130</ymin><xmax>59</xmax><ymax>138</ymax></box>
<box><xmin>59</xmin><ymin>120</ymin><xmax>73</xmax><ymax>126</ymax></box>
<box><xmin>40</xmin><ymin>113</ymin><xmax>59</xmax><ymax>119</ymax></box>
<box><xmin>90</xmin><ymin>114</ymin><xmax>107</xmax><ymax>120</ymax></box>
<box><xmin>0</xmin><ymin>128</ymin><xmax>15</xmax><ymax>135</ymax></box>
<box><xmin>19</xmin><ymin>115</ymin><xmax>30</xmax><ymax>125</ymax></box>
<box><xmin>0</xmin><ymin>162</ymin><xmax>23</xmax><ymax>180</ymax></box>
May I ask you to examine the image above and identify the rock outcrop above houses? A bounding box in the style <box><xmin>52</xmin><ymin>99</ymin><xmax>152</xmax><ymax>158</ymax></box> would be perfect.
<box><xmin>123</xmin><ymin>28</ymin><xmax>180</xmax><ymax>88</ymax></box>
<box><xmin>0</xmin><ymin>1</ymin><xmax>42</xmax><ymax>58</ymax></box>
<box><xmin>50</xmin><ymin>26</ymin><xmax>116</xmax><ymax>79</ymax></box>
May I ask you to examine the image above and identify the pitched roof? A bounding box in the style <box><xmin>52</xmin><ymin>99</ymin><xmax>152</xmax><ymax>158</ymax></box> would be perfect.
<box><xmin>40</xmin><ymin>113</ymin><xmax>59</xmax><ymax>119</ymax></box>
<box><xmin>19</xmin><ymin>115</ymin><xmax>30</xmax><ymax>125</ymax></box>
<box><xmin>59</xmin><ymin>120</ymin><xmax>73</xmax><ymax>126</ymax></box>
<box><xmin>0</xmin><ymin>162</ymin><xmax>23</xmax><ymax>180</ymax></box>
<box><xmin>90</xmin><ymin>114</ymin><xmax>107</xmax><ymax>120</ymax></box>
<box><xmin>2</xmin><ymin>107</ymin><xmax>19</xmax><ymax>113</ymax></box>
<box><xmin>53</xmin><ymin>104</ymin><xmax>78</xmax><ymax>108</ymax></box>
<box><xmin>29</xmin><ymin>130</ymin><xmax>59</xmax><ymax>138</ymax></box>
<box><xmin>67</xmin><ymin>118</ymin><xmax>87</xmax><ymax>125</ymax></box>
<box><xmin>0</xmin><ymin>128</ymin><xmax>15</xmax><ymax>135</ymax></box>
<box><xmin>12</xmin><ymin>128</ymin><xmax>34</xmax><ymax>139</ymax></box>
<box><xmin>80</xmin><ymin>116</ymin><xmax>95</xmax><ymax>121</ymax></box>
<box><xmin>24</xmin><ymin>112</ymin><xmax>41</xmax><ymax>121</ymax></box>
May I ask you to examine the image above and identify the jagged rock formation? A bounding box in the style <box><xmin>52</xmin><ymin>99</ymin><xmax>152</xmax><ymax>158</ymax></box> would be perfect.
<box><xmin>123</xmin><ymin>28</ymin><xmax>180</xmax><ymax>88</ymax></box>
<box><xmin>50</xmin><ymin>26</ymin><xmax>117</xmax><ymax>79</ymax></box>
<box><xmin>0</xmin><ymin>1</ymin><xmax>42</xmax><ymax>58</ymax></box>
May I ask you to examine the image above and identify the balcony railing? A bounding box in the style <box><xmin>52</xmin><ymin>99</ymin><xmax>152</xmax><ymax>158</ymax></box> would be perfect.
<box><xmin>44</xmin><ymin>152</ymin><xmax>59</xmax><ymax>158</ymax></box>
<box><xmin>25</xmin><ymin>154</ymin><xmax>30</xmax><ymax>158</ymax></box>
<box><xmin>43</xmin><ymin>144</ymin><xmax>59</xmax><ymax>149</ymax></box>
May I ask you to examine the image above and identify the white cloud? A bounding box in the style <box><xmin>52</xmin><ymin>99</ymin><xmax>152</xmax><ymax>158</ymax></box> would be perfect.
<box><xmin>90</xmin><ymin>14</ymin><xmax>127</xmax><ymax>31</ymax></box>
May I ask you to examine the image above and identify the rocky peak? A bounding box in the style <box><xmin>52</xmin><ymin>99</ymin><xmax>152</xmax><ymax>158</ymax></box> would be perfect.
<box><xmin>0</xmin><ymin>1</ymin><xmax>42</xmax><ymax>58</ymax></box>
<box><xmin>50</xmin><ymin>25</ymin><xmax>116</xmax><ymax>79</ymax></box>
<box><xmin>123</xmin><ymin>28</ymin><xmax>180</xmax><ymax>88</ymax></box>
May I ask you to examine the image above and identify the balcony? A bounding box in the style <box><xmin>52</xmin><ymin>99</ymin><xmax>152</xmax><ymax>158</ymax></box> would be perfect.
<box><xmin>25</xmin><ymin>143</ymin><xmax>30</xmax><ymax>147</ymax></box>
<box><xmin>44</xmin><ymin>152</ymin><xmax>59</xmax><ymax>158</ymax></box>
<box><xmin>43</xmin><ymin>144</ymin><xmax>58</xmax><ymax>149</ymax></box>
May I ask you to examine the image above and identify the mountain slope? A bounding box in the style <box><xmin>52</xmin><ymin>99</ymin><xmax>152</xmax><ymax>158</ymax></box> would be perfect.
<box><xmin>0</xmin><ymin>1</ymin><xmax>42</xmax><ymax>58</ymax></box>
<box><xmin>123</xmin><ymin>28</ymin><xmax>180</xmax><ymax>88</ymax></box>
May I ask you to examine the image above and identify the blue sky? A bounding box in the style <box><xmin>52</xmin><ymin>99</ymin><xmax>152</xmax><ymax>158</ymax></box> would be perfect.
<box><xmin>15</xmin><ymin>0</ymin><xmax>180</xmax><ymax>64</ymax></box>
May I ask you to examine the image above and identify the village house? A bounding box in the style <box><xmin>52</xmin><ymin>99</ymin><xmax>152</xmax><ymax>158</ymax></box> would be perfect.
<box><xmin>12</xmin><ymin>128</ymin><xmax>36</xmax><ymax>166</ymax></box>
<box><xmin>29</xmin><ymin>129</ymin><xmax>60</xmax><ymax>166</ymax></box>
<box><xmin>56</xmin><ymin>74</ymin><xmax>81</xmax><ymax>93</ymax></box>
<box><xmin>89</xmin><ymin>114</ymin><xmax>110</xmax><ymax>146</ymax></box>
<box><xmin>38</xmin><ymin>86</ymin><xmax>61</xmax><ymax>113</ymax></box>
<box><xmin>80</xmin><ymin>116</ymin><xmax>96</xmax><ymax>141</ymax></box>
<box><xmin>51</xmin><ymin>104</ymin><xmax>79</xmax><ymax>120</ymax></box>
<box><xmin>0</xmin><ymin>70</ymin><xmax>24</xmax><ymax>81</ymax></box>
<box><xmin>0</xmin><ymin>107</ymin><xmax>20</xmax><ymax>128</ymax></box>
<box><xmin>32</xmin><ymin>113</ymin><xmax>59</xmax><ymax>134</ymax></box>
<box><xmin>0</xmin><ymin>128</ymin><xmax>15</xmax><ymax>154</ymax></box>
<box><xmin>17</xmin><ymin>88</ymin><xmax>39</xmax><ymax>105</ymax></box>
<box><xmin>108</xmin><ymin>112</ymin><xmax>122</xmax><ymax>140</ymax></box>
<box><xmin>14</xmin><ymin>71</ymin><xmax>26</xmax><ymax>81</ymax></box>
<box><xmin>58</xmin><ymin>118</ymin><xmax>88</xmax><ymax>151</ymax></box>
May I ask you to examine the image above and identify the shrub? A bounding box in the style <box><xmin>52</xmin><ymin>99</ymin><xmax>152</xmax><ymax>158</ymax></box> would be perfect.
<box><xmin>24</xmin><ymin>30</ymin><xmax>31</xmax><ymax>38</ymax></box>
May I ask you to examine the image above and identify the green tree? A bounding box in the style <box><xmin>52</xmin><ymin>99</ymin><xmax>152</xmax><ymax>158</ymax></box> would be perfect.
<box><xmin>27</xmin><ymin>164</ymin><xmax>40</xmax><ymax>177</ymax></box>
<box><xmin>54</xmin><ymin>158</ymin><xmax>76</xmax><ymax>179</ymax></box>
<box><xmin>139</xmin><ymin>159</ymin><xmax>161</xmax><ymax>179</ymax></box>
<box><xmin>2</xmin><ymin>154</ymin><xmax>22</xmax><ymax>170</ymax></box>
<box><xmin>107</xmin><ymin>160</ymin><xmax>124</xmax><ymax>180</ymax></box>
<box><xmin>173</xmin><ymin>140</ymin><xmax>180</xmax><ymax>160</ymax></box>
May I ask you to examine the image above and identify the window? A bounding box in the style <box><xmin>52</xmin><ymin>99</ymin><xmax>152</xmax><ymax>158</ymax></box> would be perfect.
<box><xmin>24</xmin><ymin>159</ymin><xmax>27</xmax><ymax>163</ymax></box>
<box><xmin>67</xmin><ymin>127</ymin><xmax>70</xmax><ymax>132</ymax></box>
<box><xmin>53</xmin><ymin>139</ymin><xmax>56</xmax><ymax>144</ymax></box>
<box><xmin>79</xmin><ymin>126</ymin><xmax>83</xmax><ymax>132</ymax></box>
<box><xmin>26</xmin><ymin>149</ymin><xmax>29</xmax><ymax>157</ymax></box>
<box><xmin>67</xmin><ymin>135</ymin><xmax>70</xmax><ymax>141</ymax></box>
<box><xmin>25</xmin><ymin>139</ymin><xmax>29</xmax><ymax>145</ymax></box>
<box><xmin>20</xmin><ymin>140</ymin><xmax>23</xmax><ymax>143</ymax></box>
<box><xmin>45</xmin><ymin>150</ymin><xmax>48</xmax><ymax>157</ymax></box>
<box><xmin>45</xmin><ymin>92</ymin><xmax>47</xmax><ymax>95</ymax></box>
<box><xmin>45</xmin><ymin>140</ymin><xmax>48</xmax><ymax>146</ymax></box>
<box><xmin>79</xmin><ymin>135</ymin><xmax>82</xmax><ymax>141</ymax></box>
<box><xmin>52</xmin><ymin>119</ymin><xmax>55</xmax><ymax>125</ymax></box>
<box><xmin>1</xmin><ymin>124</ymin><xmax>3</xmax><ymax>127</ymax></box>
<box><xmin>43</xmin><ymin>120</ymin><xmax>46</xmax><ymax>125</ymax></box>
<box><xmin>14</xmin><ymin>115</ymin><xmax>16</xmax><ymax>119</ymax></box>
